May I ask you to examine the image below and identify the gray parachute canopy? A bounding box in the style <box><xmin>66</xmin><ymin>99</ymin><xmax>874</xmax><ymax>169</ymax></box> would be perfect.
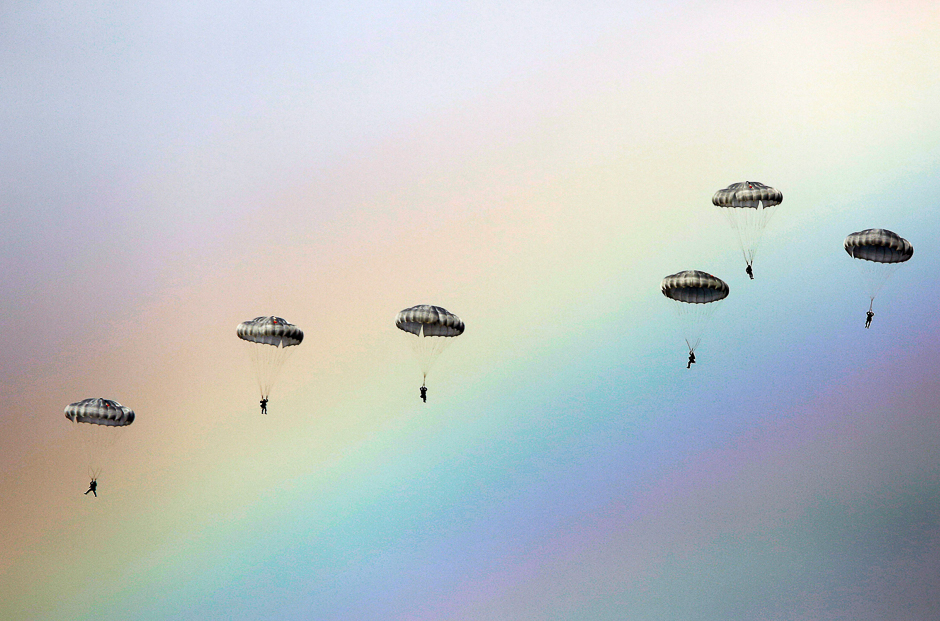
<box><xmin>712</xmin><ymin>181</ymin><xmax>782</xmax><ymax>272</ymax></box>
<box><xmin>844</xmin><ymin>229</ymin><xmax>913</xmax><ymax>306</ymax></box>
<box><xmin>661</xmin><ymin>271</ymin><xmax>729</xmax><ymax>354</ymax></box>
<box><xmin>396</xmin><ymin>305</ymin><xmax>464</xmax><ymax>385</ymax></box>
<box><xmin>237</xmin><ymin>316</ymin><xmax>303</xmax><ymax>400</ymax></box>
<box><xmin>64</xmin><ymin>398</ymin><xmax>135</xmax><ymax>427</ymax></box>
<box><xmin>844</xmin><ymin>229</ymin><xmax>913</xmax><ymax>264</ymax></box>
<box><xmin>661</xmin><ymin>270</ymin><xmax>730</xmax><ymax>304</ymax></box>
<box><xmin>396</xmin><ymin>305</ymin><xmax>465</xmax><ymax>337</ymax></box>
<box><xmin>712</xmin><ymin>181</ymin><xmax>783</xmax><ymax>208</ymax></box>
<box><xmin>65</xmin><ymin>398</ymin><xmax>135</xmax><ymax>480</ymax></box>
<box><xmin>236</xmin><ymin>316</ymin><xmax>304</xmax><ymax>347</ymax></box>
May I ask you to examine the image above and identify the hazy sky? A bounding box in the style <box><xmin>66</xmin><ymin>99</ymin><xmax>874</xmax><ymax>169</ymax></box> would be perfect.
<box><xmin>3</xmin><ymin>1</ymin><xmax>940</xmax><ymax>619</ymax></box>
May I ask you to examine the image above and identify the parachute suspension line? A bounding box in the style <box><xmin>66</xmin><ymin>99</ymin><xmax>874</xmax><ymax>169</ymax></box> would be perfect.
<box><xmin>852</xmin><ymin>259</ymin><xmax>903</xmax><ymax>303</ymax></box>
<box><xmin>670</xmin><ymin>299</ymin><xmax>720</xmax><ymax>354</ymax></box>
<box><xmin>720</xmin><ymin>201</ymin><xmax>778</xmax><ymax>269</ymax></box>
<box><xmin>70</xmin><ymin>420</ymin><xmax>124</xmax><ymax>481</ymax></box>
<box><xmin>87</xmin><ymin>456</ymin><xmax>105</xmax><ymax>480</ymax></box>
<box><xmin>408</xmin><ymin>325</ymin><xmax>454</xmax><ymax>383</ymax></box>
<box><xmin>245</xmin><ymin>340</ymin><xmax>296</xmax><ymax>399</ymax></box>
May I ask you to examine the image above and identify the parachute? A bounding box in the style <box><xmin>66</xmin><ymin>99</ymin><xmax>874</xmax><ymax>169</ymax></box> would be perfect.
<box><xmin>395</xmin><ymin>305</ymin><xmax>464</xmax><ymax>387</ymax></box>
<box><xmin>64</xmin><ymin>398</ymin><xmax>135</xmax><ymax>480</ymax></box>
<box><xmin>237</xmin><ymin>316</ymin><xmax>303</xmax><ymax>400</ymax></box>
<box><xmin>661</xmin><ymin>270</ymin><xmax>729</xmax><ymax>354</ymax></box>
<box><xmin>844</xmin><ymin>228</ymin><xmax>913</xmax><ymax>311</ymax></box>
<box><xmin>712</xmin><ymin>181</ymin><xmax>783</xmax><ymax>277</ymax></box>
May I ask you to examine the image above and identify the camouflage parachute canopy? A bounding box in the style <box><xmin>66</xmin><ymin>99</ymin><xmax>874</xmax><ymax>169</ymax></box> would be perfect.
<box><xmin>712</xmin><ymin>181</ymin><xmax>783</xmax><ymax>209</ymax></box>
<box><xmin>237</xmin><ymin>316</ymin><xmax>304</xmax><ymax>347</ymax></box>
<box><xmin>661</xmin><ymin>270</ymin><xmax>730</xmax><ymax>304</ymax></box>
<box><xmin>396</xmin><ymin>305</ymin><xmax>465</xmax><ymax>337</ymax></box>
<box><xmin>844</xmin><ymin>229</ymin><xmax>913</xmax><ymax>264</ymax></box>
<box><xmin>65</xmin><ymin>398</ymin><xmax>135</xmax><ymax>427</ymax></box>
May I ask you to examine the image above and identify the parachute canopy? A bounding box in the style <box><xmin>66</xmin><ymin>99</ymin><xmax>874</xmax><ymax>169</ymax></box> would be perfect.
<box><xmin>396</xmin><ymin>305</ymin><xmax>464</xmax><ymax>385</ymax></box>
<box><xmin>844</xmin><ymin>229</ymin><xmax>913</xmax><ymax>264</ymax></box>
<box><xmin>661</xmin><ymin>270</ymin><xmax>730</xmax><ymax>304</ymax></box>
<box><xmin>237</xmin><ymin>316</ymin><xmax>303</xmax><ymax>400</ymax></box>
<box><xmin>844</xmin><ymin>229</ymin><xmax>913</xmax><ymax>306</ymax></box>
<box><xmin>65</xmin><ymin>398</ymin><xmax>135</xmax><ymax>427</ymax></box>
<box><xmin>712</xmin><ymin>181</ymin><xmax>782</xmax><ymax>272</ymax></box>
<box><xmin>395</xmin><ymin>305</ymin><xmax>465</xmax><ymax>337</ymax></box>
<box><xmin>65</xmin><ymin>398</ymin><xmax>135</xmax><ymax>480</ymax></box>
<box><xmin>712</xmin><ymin>181</ymin><xmax>783</xmax><ymax>209</ymax></box>
<box><xmin>661</xmin><ymin>271</ymin><xmax>729</xmax><ymax>354</ymax></box>
<box><xmin>237</xmin><ymin>316</ymin><xmax>304</xmax><ymax>347</ymax></box>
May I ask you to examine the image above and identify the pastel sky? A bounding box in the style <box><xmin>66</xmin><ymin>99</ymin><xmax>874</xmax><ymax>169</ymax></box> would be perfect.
<box><xmin>2</xmin><ymin>1</ymin><xmax>940</xmax><ymax>619</ymax></box>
